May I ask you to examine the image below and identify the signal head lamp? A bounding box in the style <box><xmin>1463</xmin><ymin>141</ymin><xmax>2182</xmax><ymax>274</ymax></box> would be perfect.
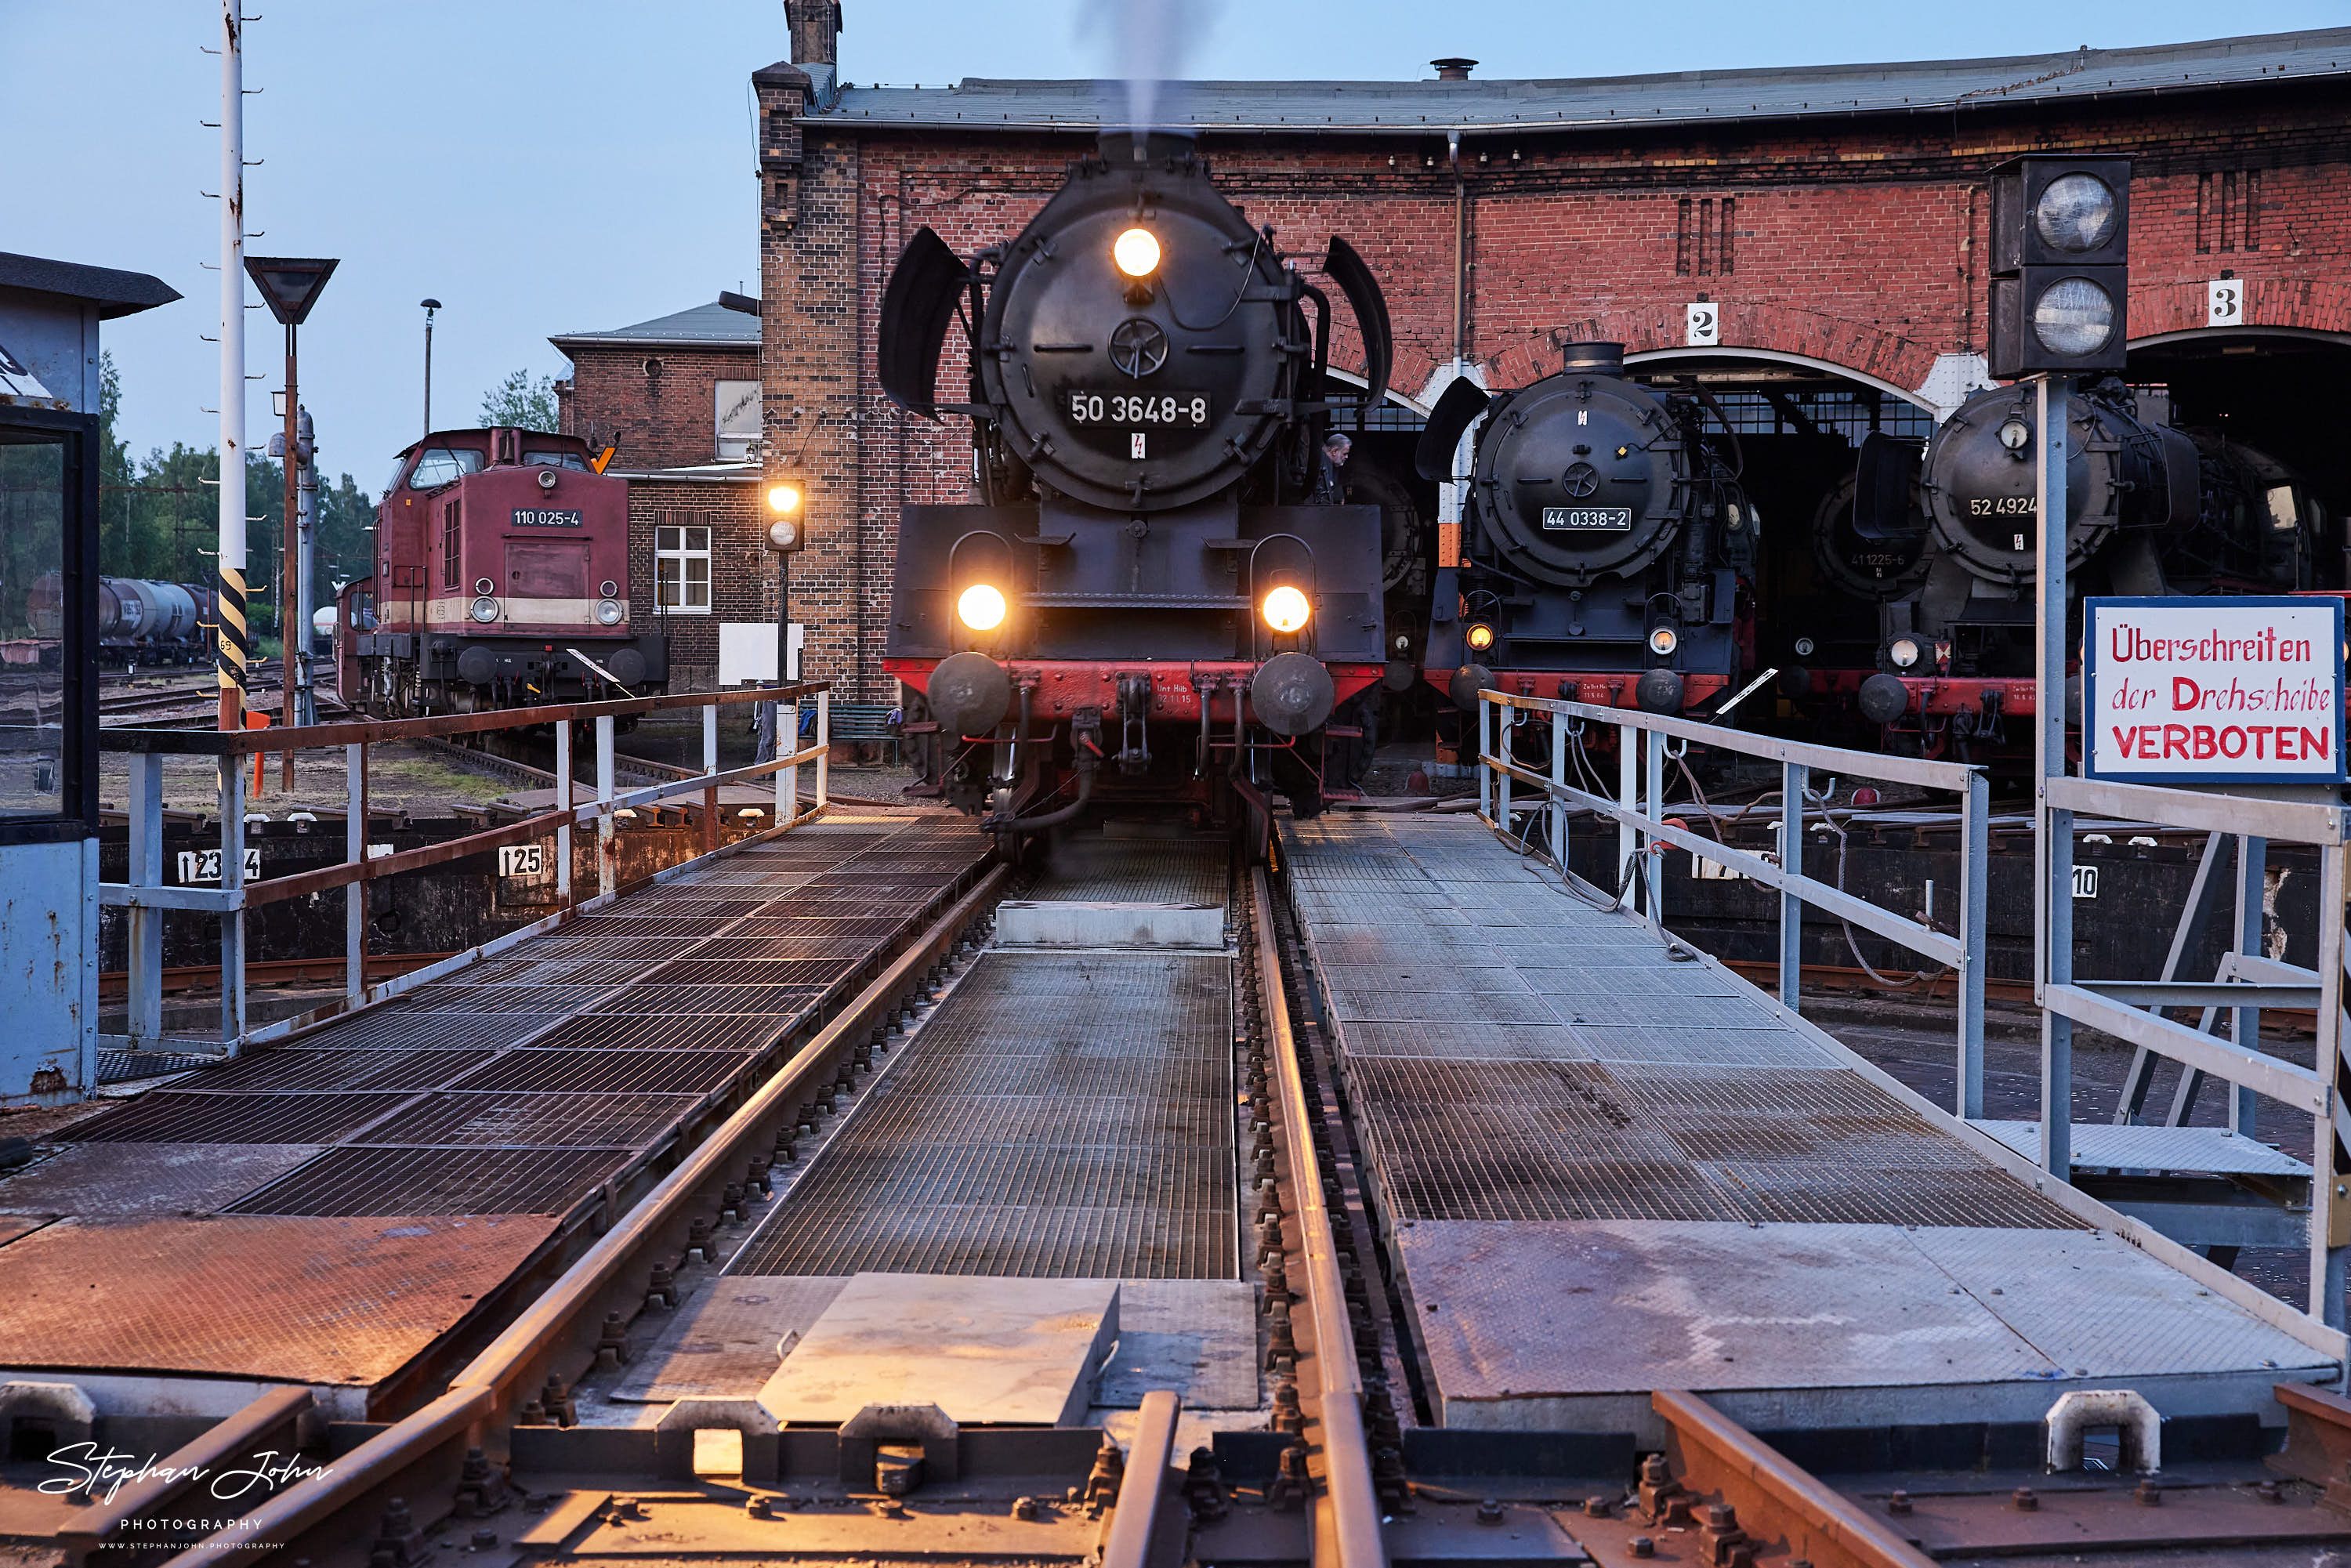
<box><xmin>2034</xmin><ymin>172</ymin><xmax>2121</xmax><ymax>254</ymax></box>
<box><xmin>766</xmin><ymin>481</ymin><xmax>802</xmax><ymax>516</ymax></box>
<box><xmin>2030</xmin><ymin>276</ymin><xmax>2117</xmax><ymax>357</ymax></box>
<box><xmin>1114</xmin><ymin>226</ymin><xmax>1161</xmax><ymax>278</ymax></box>
<box><xmin>1261</xmin><ymin>585</ymin><xmax>1312</xmax><ymax>634</ymax></box>
<box><xmin>956</xmin><ymin>583</ymin><xmax>1007</xmax><ymax>632</ymax></box>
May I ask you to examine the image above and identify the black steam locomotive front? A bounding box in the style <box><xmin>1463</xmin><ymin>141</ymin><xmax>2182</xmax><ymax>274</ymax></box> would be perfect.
<box><xmin>878</xmin><ymin>129</ymin><xmax>1393</xmax><ymax>830</ymax></box>
<box><xmin>1847</xmin><ymin>379</ymin><xmax>2330</xmax><ymax>745</ymax></box>
<box><xmin>1418</xmin><ymin>343</ymin><xmax>1756</xmax><ymax>718</ymax></box>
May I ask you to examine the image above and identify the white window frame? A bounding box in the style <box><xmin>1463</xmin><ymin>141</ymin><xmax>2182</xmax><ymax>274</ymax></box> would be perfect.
<box><xmin>655</xmin><ymin>523</ymin><xmax>713</xmax><ymax>615</ymax></box>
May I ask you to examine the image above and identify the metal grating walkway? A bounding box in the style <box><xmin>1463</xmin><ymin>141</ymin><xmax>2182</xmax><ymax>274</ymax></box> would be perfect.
<box><xmin>730</xmin><ymin>936</ymin><xmax>1240</xmax><ymax>1280</ymax></box>
<box><xmin>1278</xmin><ymin>812</ymin><xmax>2338</xmax><ymax>1428</ymax></box>
<box><xmin>0</xmin><ymin>816</ymin><xmax>990</xmax><ymax>1393</ymax></box>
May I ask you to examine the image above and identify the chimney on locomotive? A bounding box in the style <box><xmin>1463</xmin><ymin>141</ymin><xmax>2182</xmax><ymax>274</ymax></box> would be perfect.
<box><xmin>1559</xmin><ymin>341</ymin><xmax>1626</xmax><ymax>377</ymax></box>
<box><xmin>1094</xmin><ymin>129</ymin><xmax>1200</xmax><ymax>168</ymax></box>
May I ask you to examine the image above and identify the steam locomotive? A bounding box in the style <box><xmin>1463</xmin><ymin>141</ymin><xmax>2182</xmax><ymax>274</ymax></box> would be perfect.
<box><xmin>338</xmin><ymin>427</ymin><xmax>665</xmax><ymax>716</ymax></box>
<box><xmin>1418</xmin><ymin>342</ymin><xmax>1757</xmax><ymax>720</ymax></box>
<box><xmin>877</xmin><ymin>129</ymin><xmax>1393</xmax><ymax>828</ymax></box>
<box><xmin>1842</xmin><ymin>380</ymin><xmax>2334</xmax><ymax>752</ymax></box>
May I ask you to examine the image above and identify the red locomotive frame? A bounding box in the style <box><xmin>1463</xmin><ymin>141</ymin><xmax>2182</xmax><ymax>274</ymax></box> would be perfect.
<box><xmin>337</xmin><ymin>428</ymin><xmax>665</xmax><ymax>715</ymax></box>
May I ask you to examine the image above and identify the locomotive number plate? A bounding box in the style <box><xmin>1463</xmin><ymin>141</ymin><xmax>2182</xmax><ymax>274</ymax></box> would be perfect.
<box><xmin>1541</xmin><ymin>506</ymin><xmax>1633</xmax><ymax>531</ymax></box>
<box><xmin>511</xmin><ymin>508</ymin><xmax>585</xmax><ymax>528</ymax></box>
<box><xmin>1069</xmin><ymin>391</ymin><xmax>1209</xmax><ymax>428</ymax></box>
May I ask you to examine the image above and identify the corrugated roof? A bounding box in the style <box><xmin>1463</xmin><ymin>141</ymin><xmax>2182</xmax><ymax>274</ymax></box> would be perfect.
<box><xmin>0</xmin><ymin>252</ymin><xmax>181</xmax><ymax>319</ymax></box>
<box><xmin>549</xmin><ymin>299</ymin><xmax>759</xmax><ymax>353</ymax></box>
<box><xmin>816</xmin><ymin>27</ymin><xmax>2351</xmax><ymax>135</ymax></box>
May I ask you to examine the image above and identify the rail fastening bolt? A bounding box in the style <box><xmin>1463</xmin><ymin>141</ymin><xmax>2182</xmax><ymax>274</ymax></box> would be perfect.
<box><xmin>2012</xmin><ymin>1487</ymin><xmax>2038</xmax><ymax>1512</ymax></box>
<box><xmin>1886</xmin><ymin>1489</ymin><xmax>1911</xmax><ymax>1515</ymax></box>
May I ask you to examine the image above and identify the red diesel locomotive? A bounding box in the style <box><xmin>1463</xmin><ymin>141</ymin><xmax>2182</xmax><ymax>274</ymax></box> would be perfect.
<box><xmin>338</xmin><ymin>428</ymin><xmax>666</xmax><ymax>715</ymax></box>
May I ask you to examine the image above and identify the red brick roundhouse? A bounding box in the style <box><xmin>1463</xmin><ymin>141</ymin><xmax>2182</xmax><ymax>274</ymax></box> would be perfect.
<box><xmin>751</xmin><ymin>9</ymin><xmax>2349</xmax><ymax>706</ymax></box>
<box><xmin>552</xmin><ymin>296</ymin><xmax>764</xmax><ymax>686</ymax></box>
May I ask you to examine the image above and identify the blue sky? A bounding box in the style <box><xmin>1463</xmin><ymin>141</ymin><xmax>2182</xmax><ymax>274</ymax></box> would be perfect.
<box><xmin>6</xmin><ymin>0</ymin><xmax>2341</xmax><ymax>481</ymax></box>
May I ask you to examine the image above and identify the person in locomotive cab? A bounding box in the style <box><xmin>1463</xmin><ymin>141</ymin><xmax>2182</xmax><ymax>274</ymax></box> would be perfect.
<box><xmin>1314</xmin><ymin>432</ymin><xmax>1353</xmax><ymax>504</ymax></box>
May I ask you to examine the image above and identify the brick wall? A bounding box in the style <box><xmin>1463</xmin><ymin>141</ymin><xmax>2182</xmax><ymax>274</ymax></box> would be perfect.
<box><xmin>626</xmin><ymin>478</ymin><xmax>764</xmax><ymax>690</ymax></box>
<box><xmin>756</xmin><ymin>56</ymin><xmax>2351</xmax><ymax>697</ymax></box>
<box><xmin>560</xmin><ymin>342</ymin><xmax>759</xmax><ymax>473</ymax></box>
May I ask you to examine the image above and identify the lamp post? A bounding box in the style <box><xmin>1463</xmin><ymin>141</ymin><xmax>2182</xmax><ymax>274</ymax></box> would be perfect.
<box><xmin>761</xmin><ymin>477</ymin><xmax>806</xmax><ymax>766</ymax></box>
<box><xmin>246</xmin><ymin>256</ymin><xmax>338</xmax><ymax>787</ymax></box>
<box><xmin>420</xmin><ymin>299</ymin><xmax>441</xmax><ymax>436</ymax></box>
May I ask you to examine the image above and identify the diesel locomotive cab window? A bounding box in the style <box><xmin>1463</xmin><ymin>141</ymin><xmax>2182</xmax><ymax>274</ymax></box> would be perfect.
<box><xmin>0</xmin><ymin>433</ymin><xmax>67</xmax><ymax>817</ymax></box>
<box><xmin>655</xmin><ymin>524</ymin><xmax>711</xmax><ymax>614</ymax></box>
<box><xmin>408</xmin><ymin>447</ymin><xmax>484</xmax><ymax>489</ymax></box>
<box><xmin>522</xmin><ymin>450</ymin><xmax>588</xmax><ymax>470</ymax></box>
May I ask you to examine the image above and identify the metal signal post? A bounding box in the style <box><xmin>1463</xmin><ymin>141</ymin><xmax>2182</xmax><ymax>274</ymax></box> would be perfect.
<box><xmin>2035</xmin><ymin>371</ymin><xmax>2073</xmax><ymax>1178</ymax></box>
<box><xmin>247</xmin><ymin>256</ymin><xmax>338</xmax><ymax>790</ymax></box>
<box><xmin>215</xmin><ymin>0</ymin><xmax>249</xmax><ymax>741</ymax></box>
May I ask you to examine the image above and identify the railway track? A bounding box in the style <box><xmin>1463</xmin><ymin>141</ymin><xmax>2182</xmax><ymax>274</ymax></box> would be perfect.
<box><xmin>33</xmin><ymin>825</ymin><xmax>2349</xmax><ymax>1568</ymax></box>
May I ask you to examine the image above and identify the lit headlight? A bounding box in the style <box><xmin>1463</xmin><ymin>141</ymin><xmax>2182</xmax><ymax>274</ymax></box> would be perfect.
<box><xmin>1261</xmin><ymin>585</ymin><xmax>1311</xmax><ymax>633</ymax></box>
<box><xmin>2030</xmin><ymin>277</ymin><xmax>2116</xmax><ymax>356</ymax></box>
<box><xmin>469</xmin><ymin>596</ymin><xmax>499</xmax><ymax>624</ymax></box>
<box><xmin>595</xmin><ymin>599</ymin><xmax>624</xmax><ymax>626</ymax></box>
<box><xmin>1647</xmin><ymin>626</ymin><xmax>1679</xmax><ymax>658</ymax></box>
<box><xmin>1889</xmin><ymin>636</ymin><xmax>1922</xmax><ymax>669</ymax></box>
<box><xmin>1114</xmin><ymin>226</ymin><xmax>1161</xmax><ymax>278</ymax></box>
<box><xmin>2034</xmin><ymin>172</ymin><xmax>2120</xmax><ymax>253</ymax></box>
<box><xmin>1465</xmin><ymin>622</ymin><xmax>1495</xmax><ymax>652</ymax></box>
<box><xmin>957</xmin><ymin>583</ymin><xmax>1007</xmax><ymax>632</ymax></box>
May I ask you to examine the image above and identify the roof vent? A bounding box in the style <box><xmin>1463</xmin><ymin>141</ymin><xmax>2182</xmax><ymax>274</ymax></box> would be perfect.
<box><xmin>1432</xmin><ymin>58</ymin><xmax>1476</xmax><ymax>81</ymax></box>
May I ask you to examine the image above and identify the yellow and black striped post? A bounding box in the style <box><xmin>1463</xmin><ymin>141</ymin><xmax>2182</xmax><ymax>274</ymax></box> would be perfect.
<box><xmin>215</xmin><ymin>567</ymin><xmax>248</xmax><ymax>735</ymax></box>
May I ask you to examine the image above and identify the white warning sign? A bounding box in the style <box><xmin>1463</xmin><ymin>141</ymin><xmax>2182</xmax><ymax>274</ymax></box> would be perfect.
<box><xmin>2085</xmin><ymin>596</ymin><xmax>2345</xmax><ymax>781</ymax></box>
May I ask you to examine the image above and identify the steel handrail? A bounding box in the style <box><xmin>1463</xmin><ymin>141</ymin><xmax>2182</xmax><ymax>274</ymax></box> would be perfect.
<box><xmin>1473</xmin><ymin>686</ymin><xmax>1994</xmax><ymax>1117</ymax></box>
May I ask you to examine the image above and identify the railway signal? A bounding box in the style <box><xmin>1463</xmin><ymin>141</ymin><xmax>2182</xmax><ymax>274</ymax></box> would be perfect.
<box><xmin>1987</xmin><ymin>154</ymin><xmax>2131</xmax><ymax>379</ymax></box>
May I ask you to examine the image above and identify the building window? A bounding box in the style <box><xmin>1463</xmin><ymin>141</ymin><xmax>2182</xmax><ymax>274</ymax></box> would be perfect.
<box><xmin>656</xmin><ymin>523</ymin><xmax>712</xmax><ymax>614</ymax></box>
<box><xmin>1676</xmin><ymin>197</ymin><xmax>1734</xmax><ymax>276</ymax></box>
<box><xmin>715</xmin><ymin>380</ymin><xmax>762</xmax><ymax>461</ymax></box>
<box><xmin>440</xmin><ymin>500</ymin><xmax>461</xmax><ymax>588</ymax></box>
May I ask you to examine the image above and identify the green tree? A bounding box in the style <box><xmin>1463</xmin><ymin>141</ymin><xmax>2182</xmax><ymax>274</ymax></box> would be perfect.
<box><xmin>479</xmin><ymin>369</ymin><xmax>560</xmax><ymax>433</ymax></box>
<box><xmin>93</xmin><ymin>354</ymin><xmax>376</xmax><ymax>635</ymax></box>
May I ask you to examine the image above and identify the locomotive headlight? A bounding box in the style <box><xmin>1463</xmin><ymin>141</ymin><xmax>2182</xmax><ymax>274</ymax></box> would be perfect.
<box><xmin>957</xmin><ymin>583</ymin><xmax>1007</xmax><ymax>632</ymax></box>
<box><xmin>1793</xmin><ymin>636</ymin><xmax>1817</xmax><ymax>658</ymax></box>
<box><xmin>1889</xmin><ymin>636</ymin><xmax>1923</xmax><ymax>669</ymax></box>
<box><xmin>595</xmin><ymin>599</ymin><xmax>624</xmax><ymax>626</ymax></box>
<box><xmin>1465</xmin><ymin>622</ymin><xmax>1495</xmax><ymax>652</ymax></box>
<box><xmin>2030</xmin><ymin>277</ymin><xmax>2117</xmax><ymax>357</ymax></box>
<box><xmin>2034</xmin><ymin>172</ymin><xmax>2120</xmax><ymax>254</ymax></box>
<box><xmin>1998</xmin><ymin>417</ymin><xmax>2031</xmax><ymax>455</ymax></box>
<box><xmin>1261</xmin><ymin>585</ymin><xmax>1312</xmax><ymax>634</ymax></box>
<box><xmin>1646</xmin><ymin>626</ymin><xmax>1679</xmax><ymax>658</ymax></box>
<box><xmin>469</xmin><ymin>596</ymin><xmax>499</xmax><ymax>624</ymax></box>
<box><xmin>1113</xmin><ymin>226</ymin><xmax>1161</xmax><ymax>278</ymax></box>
